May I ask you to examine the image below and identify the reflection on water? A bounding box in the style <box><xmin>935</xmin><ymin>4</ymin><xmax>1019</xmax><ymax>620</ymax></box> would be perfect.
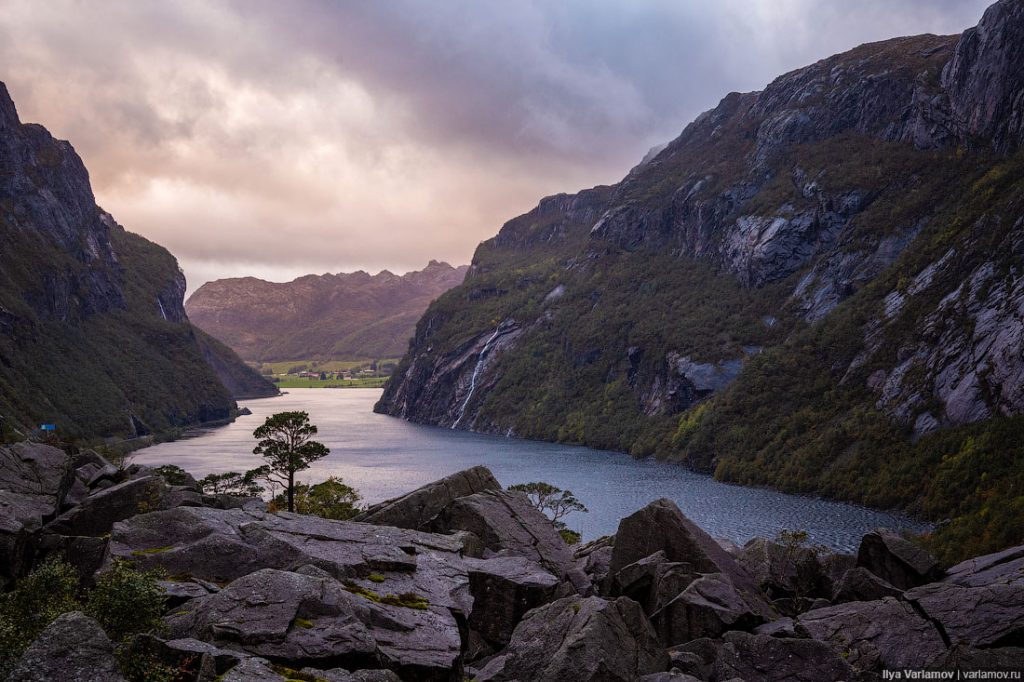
<box><xmin>134</xmin><ymin>388</ymin><xmax>929</xmax><ymax>551</ymax></box>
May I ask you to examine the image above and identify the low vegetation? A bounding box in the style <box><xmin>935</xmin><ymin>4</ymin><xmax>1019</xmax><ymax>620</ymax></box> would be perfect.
<box><xmin>0</xmin><ymin>558</ymin><xmax>170</xmax><ymax>681</ymax></box>
<box><xmin>510</xmin><ymin>481</ymin><xmax>588</xmax><ymax>544</ymax></box>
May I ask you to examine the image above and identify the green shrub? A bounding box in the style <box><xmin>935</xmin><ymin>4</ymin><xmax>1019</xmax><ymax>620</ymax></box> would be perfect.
<box><xmin>85</xmin><ymin>560</ymin><xmax>166</xmax><ymax>643</ymax></box>
<box><xmin>0</xmin><ymin>558</ymin><xmax>80</xmax><ymax>677</ymax></box>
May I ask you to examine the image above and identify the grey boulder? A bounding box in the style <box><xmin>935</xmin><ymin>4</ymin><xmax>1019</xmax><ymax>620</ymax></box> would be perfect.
<box><xmin>0</xmin><ymin>443</ymin><xmax>71</xmax><ymax>584</ymax></box>
<box><xmin>797</xmin><ymin>597</ymin><xmax>947</xmax><ymax>671</ymax></box>
<box><xmin>607</xmin><ymin>499</ymin><xmax>762</xmax><ymax>600</ymax></box>
<box><xmin>355</xmin><ymin>465</ymin><xmax>500</xmax><ymax>530</ymax></box>
<box><xmin>607</xmin><ymin>550</ymin><xmax>698</xmax><ymax>615</ymax></box>
<box><xmin>651</xmin><ymin>572</ymin><xmax>766</xmax><ymax>646</ymax></box>
<box><xmin>856</xmin><ymin>529</ymin><xmax>943</xmax><ymax>590</ymax></box>
<box><xmin>464</xmin><ymin>555</ymin><xmax>559</xmax><ymax>657</ymax></box>
<box><xmin>906</xmin><ymin>579</ymin><xmax>1024</xmax><ymax>648</ymax></box>
<box><xmin>711</xmin><ymin>631</ymin><xmax>857</xmax><ymax>682</ymax></box>
<box><xmin>7</xmin><ymin>611</ymin><xmax>126</xmax><ymax>682</ymax></box>
<box><xmin>474</xmin><ymin>596</ymin><xmax>669</xmax><ymax>682</ymax></box>
<box><xmin>831</xmin><ymin>566</ymin><xmax>903</xmax><ymax>603</ymax></box>
<box><xmin>166</xmin><ymin>567</ymin><xmax>463</xmax><ymax>680</ymax></box>
<box><xmin>46</xmin><ymin>475</ymin><xmax>166</xmax><ymax>537</ymax></box>
<box><xmin>736</xmin><ymin>537</ymin><xmax>829</xmax><ymax>599</ymax></box>
<box><xmin>430</xmin><ymin>488</ymin><xmax>583</xmax><ymax>588</ymax></box>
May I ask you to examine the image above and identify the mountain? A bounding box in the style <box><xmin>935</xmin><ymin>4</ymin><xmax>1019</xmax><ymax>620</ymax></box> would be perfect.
<box><xmin>0</xmin><ymin>82</ymin><xmax>275</xmax><ymax>441</ymax></box>
<box><xmin>185</xmin><ymin>261</ymin><xmax>469</xmax><ymax>362</ymax></box>
<box><xmin>378</xmin><ymin>0</ymin><xmax>1024</xmax><ymax>562</ymax></box>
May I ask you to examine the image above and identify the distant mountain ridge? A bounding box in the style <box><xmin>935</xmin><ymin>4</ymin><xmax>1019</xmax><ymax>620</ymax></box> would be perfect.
<box><xmin>0</xmin><ymin>81</ymin><xmax>275</xmax><ymax>440</ymax></box>
<box><xmin>377</xmin><ymin>0</ymin><xmax>1024</xmax><ymax>562</ymax></box>
<box><xmin>186</xmin><ymin>261</ymin><xmax>468</xmax><ymax>362</ymax></box>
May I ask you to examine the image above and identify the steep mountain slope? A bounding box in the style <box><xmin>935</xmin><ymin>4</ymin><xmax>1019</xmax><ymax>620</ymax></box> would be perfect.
<box><xmin>378</xmin><ymin>0</ymin><xmax>1024</xmax><ymax>561</ymax></box>
<box><xmin>0</xmin><ymin>82</ymin><xmax>275</xmax><ymax>441</ymax></box>
<box><xmin>185</xmin><ymin>261</ymin><xmax>468</xmax><ymax>361</ymax></box>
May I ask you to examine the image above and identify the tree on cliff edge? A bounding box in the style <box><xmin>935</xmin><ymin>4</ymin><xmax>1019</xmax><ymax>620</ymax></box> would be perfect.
<box><xmin>253</xmin><ymin>411</ymin><xmax>329</xmax><ymax>512</ymax></box>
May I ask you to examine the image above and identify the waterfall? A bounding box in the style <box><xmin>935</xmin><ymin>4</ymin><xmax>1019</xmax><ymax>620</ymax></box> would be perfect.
<box><xmin>156</xmin><ymin>297</ymin><xmax>168</xmax><ymax>320</ymax></box>
<box><xmin>451</xmin><ymin>325</ymin><xmax>504</xmax><ymax>429</ymax></box>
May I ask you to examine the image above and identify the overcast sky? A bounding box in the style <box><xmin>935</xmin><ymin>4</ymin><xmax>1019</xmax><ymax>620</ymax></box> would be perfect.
<box><xmin>0</xmin><ymin>0</ymin><xmax>991</xmax><ymax>292</ymax></box>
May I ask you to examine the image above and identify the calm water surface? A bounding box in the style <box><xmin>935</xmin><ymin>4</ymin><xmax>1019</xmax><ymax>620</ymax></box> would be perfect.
<box><xmin>135</xmin><ymin>389</ymin><xmax>929</xmax><ymax>551</ymax></box>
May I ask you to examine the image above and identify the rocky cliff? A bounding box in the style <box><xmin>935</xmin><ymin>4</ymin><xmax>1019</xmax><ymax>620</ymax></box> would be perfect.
<box><xmin>378</xmin><ymin>0</ymin><xmax>1024</xmax><ymax>561</ymax></box>
<box><xmin>0</xmin><ymin>82</ymin><xmax>275</xmax><ymax>440</ymax></box>
<box><xmin>186</xmin><ymin>261</ymin><xmax>468</xmax><ymax>362</ymax></box>
<box><xmin>3</xmin><ymin>455</ymin><xmax>1023</xmax><ymax>680</ymax></box>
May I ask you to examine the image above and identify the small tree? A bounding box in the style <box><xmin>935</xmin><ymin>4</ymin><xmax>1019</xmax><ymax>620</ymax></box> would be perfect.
<box><xmin>197</xmin><ymin>470</ymin><xmax>265</xmax><ymax>497</ymax></box>
<box><xmin>272</xmin><ymin>477</ymin><xmax>362</xmax><ymax>519</ymax></box>
<box><xmin>253</xmin><ymin>411</ymin><xmax>329</xmax><ymax>512</ymax></box>
<box><xmin>509</xmin><ymin>482</ymin><xmax>588</xmax><ymax>543</ymax></box>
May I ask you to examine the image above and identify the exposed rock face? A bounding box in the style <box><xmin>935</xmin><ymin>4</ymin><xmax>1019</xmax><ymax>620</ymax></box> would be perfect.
<box><xmin>354</xmin><ymin>465</ymin><xmax>501</xmax><ymax>530</ymax></box>
<box><xmin>7</xmin><ymin>612</ymin><xmax>126</xmax><ymax>682</ymax></box>
<box><xmin>186</xmin><ymin>260</ymin><xmax>468</xmax><ymax>362</ymax></box>
<box><xmin>0</xmin><ymin>81</ymin><xmax>273</xmax><ymax>439</ymax></box>
<box><xmin>943</xmin><ymin>0</ymin><xmax>1024</xmax><ymax>153</ymax></box>
<box><xmin>473</xmin><ymin>596</ymin><xmax>669</xmax><ymax>682</ymax></box>
<box><xmin>373</xmin><ymin>1</ymin><xmax>1024</xmax><ymax>558</ymax></box>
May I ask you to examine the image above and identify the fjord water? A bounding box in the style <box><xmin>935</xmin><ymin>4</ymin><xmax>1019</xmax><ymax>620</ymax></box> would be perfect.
<box><xmin>134</xmin><ymin>389</ymin><xmax>928</xmax><ymax>551</ymax></box>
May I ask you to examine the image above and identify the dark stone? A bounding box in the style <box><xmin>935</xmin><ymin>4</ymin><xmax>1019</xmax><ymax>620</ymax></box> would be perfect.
<box><xmin>906</xmin><ymin>579</ymin><xmax>1024</xmax><ymax>648</ymax></box>
<box><xmin>736</xmin><ymin>537</ymin><xmax>829</xmax><ymax>599</ymax></box>
<box><xmin>607</xmin><ymin>499</ymin><xmax>763</xmax><ymax>601</ymax></box>
<box><xmin>46</xmin><ymin>475</ymin><xmax>166</xmax><ymax>537</ymax></box>
<box><xmin>574</xmin><ymin>534</ymin><xmax>614</xmax><ymax>591</ymax></box>
<box><xmin>0</xmin><ymin>443</ymin><xmax>72</xmax><ymax>585</ymax></box>
<box><xmin>832</xmin><ymin>567</ymin><xmax>903</xmax><ymax>603</ymax></box>
<box><xmin>754</xmin><ymin>617</ymin><xmax>803</xmax><ymax>638</ymax></box>
<box><xmin>712</xmin><ymin>631</ymin><xmax>857</xmax><ymax>682</ymax></box>
<box><xmin>167</xmin><ymin>567</ymin><xmax>464</xmax><ymax>680</ymax></box>
<box><xmin>220</xmin><ymin>658</ymin><xmax>286</xmax><ymax>682</ymax></box>
<box><xmin>856</xmin><ymin>529</ymin><xmax>943</xmax><ymax>590</ymax></box>
<box><xmin>464</xmin><ymin>556</ymin><xmax>559</xmax><ymax>657</ymax></box>
<box><xmin>161</xmin><ymin>488</ymin><xmax>204</xmax><ymax>509</ymax></box>
<box><xmin>354</xmin><ymin>466</ymin><xmax>501</xmax><ymax>530</ymax></box>
<box><xmin>36</xmin><ymin>533</ymin><xmax>107</xmax><ymax>587</ymax></box>
<box><xmin>927</xmin><ymin>643</ymin><xmax>1024</xmax><ymax>673</ymax></box>
<box><xmin>945</xmin><ymin>543</ymin><xmax>1024</xmax><ymax>587</ymax></box>
<box><xmin>667</xmin><ymin>637</ymin><xmax>719</xmax><ymax>680</ymax></box>
<box><xmin>943</xmin><ymin>0</ymin><xmax>1024</xmax><ymax>154</ymax></box>
<box><xmin>608</xmin><ymin>550</ymin><xmax>698</xmax><ymax>615</ymax></box>
<box><xmin>797</xmin><ymin>597</ymin><xmax>947</xmax><ymax>672</ymax></box>
<box><xmin>430</xmin><ymin>489</ymin><xmax>585</xmax><ymax>589</ymax></box>
<box><xmin>7</xmin><ymin>611</ymin><xmax>126</xmax><ymax>682</ymax></box>
<box><xmin>474</xmin><ymin>596</ymin><xmax>669</xmax><ymax>682</ymax></box>
<box><xmin>651</xmin><ymin>572</ymin><xmax>766</xmax><ymax>646</ymax></box>
<box><xmin>302</xmin><ymin>667</ymin><xmax>402</xmax><ymax>682</ymax></box>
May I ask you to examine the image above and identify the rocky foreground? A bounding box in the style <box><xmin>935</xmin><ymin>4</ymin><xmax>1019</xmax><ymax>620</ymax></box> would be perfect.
<box><xmin>2</xmin><ymin>442</ymin><xmax>1023</xmax><ymax>681</ymax></box>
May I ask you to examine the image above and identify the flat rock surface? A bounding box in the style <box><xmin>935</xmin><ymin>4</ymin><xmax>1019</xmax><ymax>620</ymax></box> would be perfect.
<box><xmin>712</xmin><ymin>631</ymin><xmax>856</xmax><ymax>682</ymax></box>
<box><xmin>797</xmin><ymin>597</ymin><xmax>946</xmax><ymax>671</ymax></box>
